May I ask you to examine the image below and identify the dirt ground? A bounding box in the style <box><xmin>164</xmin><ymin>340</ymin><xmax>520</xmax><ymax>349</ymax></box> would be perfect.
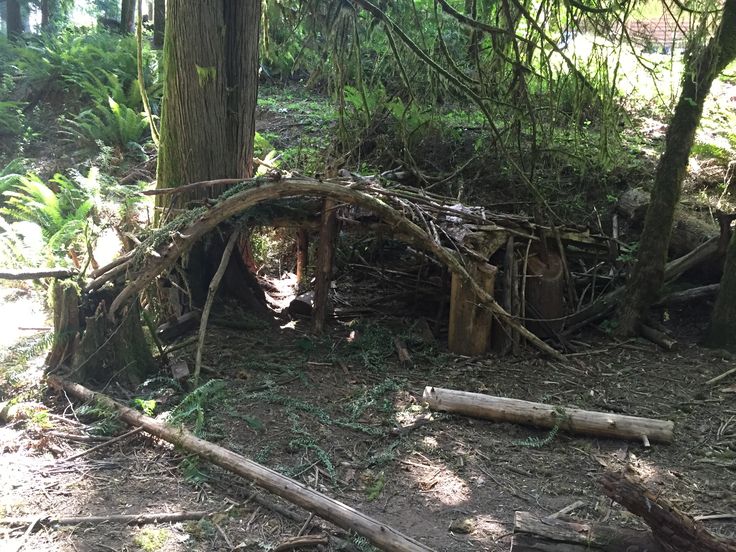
<box><xmin>1</xmin><ymin>279</ymin><xmax>736</xmax><ymax>552</ymax></box>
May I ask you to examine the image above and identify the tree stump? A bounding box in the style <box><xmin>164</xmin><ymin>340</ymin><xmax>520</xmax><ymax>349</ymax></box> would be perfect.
<box><xmin>47</xmin><ymin>281</ymin><xmax>81</xmax><ymax>369</ymax></box>
<box><xmin>72</xmin><ymin>301</ymin><xmax>156</xmax><ymax>385</ymax></box>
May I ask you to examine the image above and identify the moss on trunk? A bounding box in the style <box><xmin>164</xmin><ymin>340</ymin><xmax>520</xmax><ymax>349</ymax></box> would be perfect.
<box><xmin>618</xmin><ymin>0</ymin><xmax>736</xmax><ymax>335</ymax></box>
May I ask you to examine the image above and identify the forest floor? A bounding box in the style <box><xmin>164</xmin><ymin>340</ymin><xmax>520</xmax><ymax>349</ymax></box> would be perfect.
<box><xmin>1</xmin><ymin>280</ymin><xmax>735</xmax><ymax>552</ymax></box>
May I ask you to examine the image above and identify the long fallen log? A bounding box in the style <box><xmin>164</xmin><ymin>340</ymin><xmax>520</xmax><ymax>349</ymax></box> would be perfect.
<box><xmin>511</xmin><ymin>511</ymin><xmax>663</xmax><ymax>551</ymax></box>
<box><xmin>601</xmin><ymin>472</ymin><xmax>736</xmax><ymax>552</ymax></box>
<box><xmin>47</xmin><ymin>376</ymin><xmax>435</xmax><ymax>552</ymax></box>
<box><xmin>0</xmin><ymin>511</ymin><xmax>211</xmax><ymax>528</ymax></box>
<box><xmin>423</xmin><ymin>387</ymin><xmax>674</xmax><ymax>443</ymax></box>
<box><xmin>656</xmin><ymin>283</ymin><xmax>720</xmax><ymax>306</ymax></box>
<box><xmin>0</xmin><ymin>268</ymin><xmax>77</xmax><ymax>280</ymax></box>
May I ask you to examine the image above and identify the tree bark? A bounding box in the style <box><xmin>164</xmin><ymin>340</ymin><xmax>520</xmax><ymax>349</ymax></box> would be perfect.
<box><xmin>6</xmin><ymin>0</ymin><xmax>23</xmax><ymax>39</ymax></box>
<box><xmin>120</xmin><ymin>0</ymin><xmax>135</xmax><ymax>33</ymax></box>
<box><xmin>156</xmin><ymin>0</ymin><xmax>262</xmax><ymax>308</ymax></box>
<box><xmin>618</xmin><ymin>0</ymin><xmax>736</xmax><ymax>334</ymax></box>
<box><xmin>153</xmin><ymin>0</ymin><xmax>164</xmax><ymax>49</ymax></box>
<box><xmin>706</xmin><ymin>229</ymin><xmax>736</xmax><ymax>350</ymax></box>
<box><xmin>40</xmin><ymin>0</ymin><xmax>50</xmax><ymax>28</ymax></box>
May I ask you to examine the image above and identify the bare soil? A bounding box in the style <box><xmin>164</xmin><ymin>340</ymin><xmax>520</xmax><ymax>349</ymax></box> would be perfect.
<box><xmin>1</xmin><ymin>282</ymin><xmax>735</xmax><ymax>551</ymax></box>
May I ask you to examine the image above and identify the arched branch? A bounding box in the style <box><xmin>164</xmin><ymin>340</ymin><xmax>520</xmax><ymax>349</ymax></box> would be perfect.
<box><xmin>109</xmin><ymin>177</ymin><xmax>564</xmax><ymax>360</ymax></box>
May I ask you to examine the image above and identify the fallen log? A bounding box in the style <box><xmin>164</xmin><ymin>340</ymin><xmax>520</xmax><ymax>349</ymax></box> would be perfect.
<box><xmin>0</xmin><ymin>510</ymin><xmax>211</xmax><ymax>528</ymax></box>
<box><xmin>422</xmin><ymin>387</ymin><xmax>674</xmax><ymax>443</ymax></box>
<box><xmin>47</xmin><ymin>376</ymin><xmax>435</xmax><ymax>552</ymax></box>
<box><xmin>563</xmin><ymin>236</ymin><xmax>720</xmax><ymax>335</ymax></box>
<box><xmin>656</xmin><ymin>283</ymin><xmax>720</xmax><ymax>306</ymax></box>
<box><xmin>0</xmin><ymin>268</ymin><xmax>77</xmax><ymax>280</ymax></box>
<box><xmin>511</xmin><ymin>511</ymin><xmax>663</xmax><ymax>551</ymax></box>
<box><xmin>601</xmin><ymin>471</ymin><xmax>736</xmax><ymax>552</ymax></box>
<box><xmin>640</xmin><ymin>324</ymin><xmax>678</xmax><ymax>350</ymax></box>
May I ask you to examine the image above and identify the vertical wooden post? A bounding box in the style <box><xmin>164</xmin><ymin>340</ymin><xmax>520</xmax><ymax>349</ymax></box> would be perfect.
<box><xmin>296</xmin><ymin>227</ymin><xmax>309</xmax><ymax>288</ymax></box>
<box><xmin>448</xmin><ymin>262</ymin><xmax>497</xmax><ymax>355</ymax></box>
<box><xmin>313</xmin><ymin>199</ymin><xmax>338</xmax><ymax>334</ymax></box>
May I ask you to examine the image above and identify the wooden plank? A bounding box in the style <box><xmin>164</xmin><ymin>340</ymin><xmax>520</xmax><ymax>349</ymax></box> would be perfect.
<box><xmin>423</xmin><ymin>387</ymin><xmax>674</xmax><ymax>443</ymax></box>
<box><xmin>448</xmin><ymin>262</ymin><xmax>497</xmax><ymax>355</ymax></box>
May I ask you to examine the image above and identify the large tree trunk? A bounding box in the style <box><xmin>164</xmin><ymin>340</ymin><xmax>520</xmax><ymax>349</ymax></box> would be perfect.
<box><xmin>153</xmin><ymin>0</ymin><xmax>165</xmax><ymax>49</ymax></box>
<box><xmin>156</xmin><ymin>0</ymin><xmax>262</xmax><ymax>308</ymax></box>
<box><xmin>40</xmin><ymin>0</ymin><xmax>50</xmax><ymax>28</ymax></box>
<box><xmin>706</xmin><ymin>229</ymin><xmax>736</xmax><ymax>350</ymax></box>
<box><xmin>6</xmin><ymin>0</ymin><xmax>23</xmax><ymax>39</ymax></box>
<box><xmin>617</xmin><ymin>0</ymin><xmax>736</xmax><ymax>334</ymax></box>
<box><xmin>120</xmin><ymin>0</ymin><xmax>135</xmax><ymax>33</ymax></box>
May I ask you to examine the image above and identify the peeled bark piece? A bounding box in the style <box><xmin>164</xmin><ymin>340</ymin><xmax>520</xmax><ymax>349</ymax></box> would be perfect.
<box><xmin>601</xmin><ymin>472</ymin><xmax>736</xmax><ymax>552</ymax></box>
<box><xmin>47</xmin><ymin>376</ymin><xmax>435</xmax><ymax>552</ymax></box>
<box><xmin>423</xmin><ymin>387</ymin><xmax>674</xmax><ymax>443</ymax></box>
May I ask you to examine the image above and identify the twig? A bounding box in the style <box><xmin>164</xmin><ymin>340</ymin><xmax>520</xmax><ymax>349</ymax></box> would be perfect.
<box><xmin>706</xmin><ymin>366</ymin><xmax>736</xmax><ymax>386</ymax></box>
<box><xmin>273</xmin><ymin>535</ymin><xmax>329</xmax><ymax>552</ymax></box>
<box><xmin>194</xmin><ymin>229</ymin><xmax>241</xmax><ymax>386</ymax></box>
<box><xmin>1</xmin><ymin>511</ymin><xmax>211</xmax><ymax>528</ymax></box>
<box><xmin>57</xmin><ymin>426</ymin><xmax>143</xmax><ymax>463</ymax></box>
<box><xmin>12</xmin><ymin>515</ymin><xmax>42</xmax><ymax>552</ymax></box>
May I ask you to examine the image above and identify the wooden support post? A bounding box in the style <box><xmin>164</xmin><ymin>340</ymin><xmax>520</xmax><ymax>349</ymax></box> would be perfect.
<box><xmin>296</xmin><ymin>227</ymin><xmax>309</xmax><ymax>287</ymax></box>
<box><xmin>47</xmin><ymin>376</ymin><xmax>435</xmax><ymax>552</ymax></box>
<box><xmin>313</xmin><ymin>199</ymin><xmax>338</xmax><ymax>334</ymax></box>
<box><xmin>448</xmin><ymin>262</ymin><xmax>497</xmax><ymax>355</ymax></box>
<box><xmin>423</xmin><ymin>387</ymin><xmax>674</xmax><ymax>443</ymax></box>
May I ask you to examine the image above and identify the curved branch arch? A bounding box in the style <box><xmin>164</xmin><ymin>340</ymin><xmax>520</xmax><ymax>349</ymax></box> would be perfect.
<box><xmin>110</xmin><ymin>177</ymin><xmax>563</xmax><ymax>360</ymax></box>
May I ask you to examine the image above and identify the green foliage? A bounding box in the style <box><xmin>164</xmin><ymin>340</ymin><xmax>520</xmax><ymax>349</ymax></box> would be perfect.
<box><xmin>514</xmin><ymin>407</ymin><xmax>567</xmax><ymax>448</ymax></box>
<box><xmin>170</xmin><ymin>379</ymin><xmax>225</xmax><ymax>436</ymax></box>
<box><xmin>0</xmin><ymin>101</ymin><xmax>27</xmax><ymax>138</ymax></box>
<box><xmin>1</xmin><ymin>169</ymin><xmax>99</xmax><ymax>259</ymax></box>
<box><xmin>133</xmin><ymin>528</ymin><xmax>169</xmax><ymax>552</ymax></box>
<box><xmin>132</xmin><ymin>398</ymin><xmax>156</xmax><ymax>416</ymax></box>
<box><xmin>64</xmin><ymin>95</ymin><xmax>149</xmax><ymax>152</ymax></box>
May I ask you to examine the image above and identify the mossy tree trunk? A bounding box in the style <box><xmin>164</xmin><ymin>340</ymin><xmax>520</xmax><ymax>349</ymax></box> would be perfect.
<box><xmin>156</xmin><ymin>0</ymin><xmax>263</xmax><ymax>309</ymax></box>
<box><xmin>617</xmin><ymin>0</ymin><xmax>736</xmax><ymax>335</ymax></box>
<box><xmin>706</xmin><ymin>229</ymin><xmax>736</xmax><ymax>350</ymax></box>
<box><xmin>6</xmin><ymin>0</ymin><xmax>23</xmax><ymax>39</ymax></box>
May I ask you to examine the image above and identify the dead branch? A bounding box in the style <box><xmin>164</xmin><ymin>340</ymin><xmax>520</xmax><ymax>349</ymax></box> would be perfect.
<box><xmin>1</xmin><ymin>511</ymin><xmax>211</xmax><ymax>528</ymax></box>
<box><xmin>194</xmin><ymin>229</ymin><xmax>240</xmax><ymax>385</ymax></box>
<box><xmin>47</xmin><ymin>375</ymin><xmax>435</xmax><ymax>552</ymax></box>
<box><xmin>601</xmin><ymin>471</ymin><xmax>736</xmax><ymax>552</ymax></box>
<box><xmin>0</xmin><ymin>268</ymin><xmax>77</xmax><ymax>280</ymax></box>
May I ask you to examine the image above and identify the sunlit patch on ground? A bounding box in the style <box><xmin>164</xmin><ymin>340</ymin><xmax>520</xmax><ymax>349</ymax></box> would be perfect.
<box><xmin>0</xmin><ymin>286</ymin><xmax>49</xmax><ymax>350</ymax></box>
